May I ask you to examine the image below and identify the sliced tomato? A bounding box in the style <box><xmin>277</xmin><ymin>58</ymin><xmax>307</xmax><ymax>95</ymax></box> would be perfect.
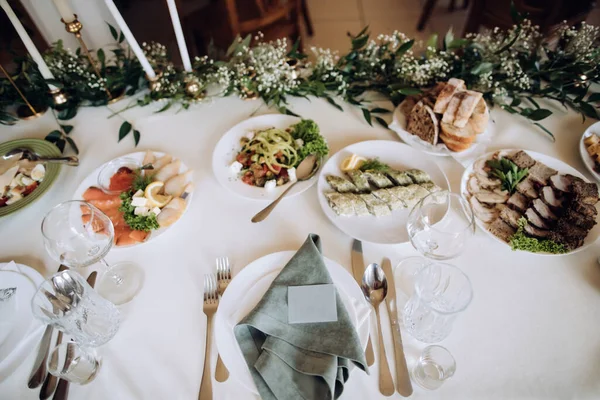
<box><xmin>271</xmin><ymin>165</ymin><xmax>282</xmax><ymax>174</ymax></box>
<box><xmin>242</xmin><ymin>171</ymin><xmax>254</xmax><ymax>185</ymax></box>
<box><xmin>22</xmin><ymin>182</ymin><xmax>39</xmax><ymax>196</ymax></box>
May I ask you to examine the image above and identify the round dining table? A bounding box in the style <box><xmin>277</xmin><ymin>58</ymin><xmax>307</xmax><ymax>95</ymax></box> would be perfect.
<box><xmin>0</xmin><ymin>94</ymin><xmax>599</xmax><ymax>400</ymax></box>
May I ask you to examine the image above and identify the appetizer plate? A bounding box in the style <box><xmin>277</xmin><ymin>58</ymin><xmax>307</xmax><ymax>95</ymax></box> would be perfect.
<box><xmin>317</xmin><ymin>140</ymin><xmax>450</xmax><ymax>244</ymax></box>
<box><xmin>0</xmin><ymin>139</ymin><xmax>61</xmax><ymax>218</ymax></box>
<box><xmin>389</xmin><ymin>105</ymin><xmax>492</xmax><ymax>157</ymax></box>
<box><xmin>461</xmin><ymin>149</ymin><xmax>600</xmax><ymax>256</ymax></box>
<box><xmin>72</xmin><ymin>151</ymin><xmax>193</xmax><ymax>248</ymax></box>
<box><xmin>579</xmin><ymin>121</ymin><xmax>600</xmax><ymax>182</ymax></box>
<box><xmin>212</xmin><ymin>114</ymin><xmax>323</xmax><ymax>201</ymax></box>
<box><xmin>214</xmin><ymin>251</ymin><xmax>370</xmax><ymax>394</ymax></box>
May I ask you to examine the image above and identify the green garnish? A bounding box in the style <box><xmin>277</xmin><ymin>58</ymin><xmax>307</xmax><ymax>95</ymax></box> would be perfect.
<box><xmin>132</xmin><ymin>169</ymin><xmax>153</xmax><ymax>192</ymax></box>
<box><xmin>359</xmin><ymin>158</ymin><xmax>390</xmax><ymax>172</ymax></box>
<box><xmin>509</xmin><ymin>218</ymin><xmax>567</xmax><ymax>254</ymax></box>
<box><xmin>119</xmin><ymin>191</ymin><xmax>159</xmax><ymax>232</ymax></box>
<box><xmin>486</xmin><ymin>158</ymin><xmax>528</xmax><ymax>194</ymax></box>
<box><xmin>290</xmin><ymin>119</ymin><xmax>329</xmax><ymax>166</ymax></box>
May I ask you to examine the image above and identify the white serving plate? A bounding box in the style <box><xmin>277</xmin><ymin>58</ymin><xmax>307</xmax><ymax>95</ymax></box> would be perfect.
<box><xmin>579</xmin><ymin>121</ymin><xmax>600</xmax><ymax>182</ymax></box>
<box><xmin>72</xmin><ymin>151</ymin><xmax>193</xmax><ymax>248</ymax></box>
<box><xmin>214</xmin><ymin>251</ymin><xmax>370</xmax><ymax>394</ymax></box>
<box><xmin>389</xmin><ymin>104</ymin><xmax>492</xmax><ymax>157</ymax></box>
<box><xmin>317</xmin><ymin>140</ymin><xmax>450</xmax><ymax>244</ymax></box>
<box><xmin>212</xmin><ymin>114</ymin><xmax>323</xmax><ymax>201</ymax></box>
<box><xmin>460</xmin><ymin>149</ymin><xmax>600</xmax><ymax>256</ymax></box>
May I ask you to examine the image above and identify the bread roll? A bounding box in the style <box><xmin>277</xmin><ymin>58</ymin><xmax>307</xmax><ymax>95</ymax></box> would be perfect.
<box><xmin>453</xmin><ymin>90</ymin><xmax>483</xmax><ymax>128</ymax></box>
<box><xmin>433</xmin><ymin>78</ymin><xmax>465</xmax><ymax>114</ymax></box>
<box><xmin>469</xmin><ymin>98</ymin><xmax>489</xmax><ymax>134</ymax></box>
<box><xmin>441</xmin><ymin>121</ymin><xmax>477</xmax><ymax>144</ymax></box>
<box><xmin>440</xmin><ymin>132</ymin><xmax>473</xmax><ymax>152</ymax></box>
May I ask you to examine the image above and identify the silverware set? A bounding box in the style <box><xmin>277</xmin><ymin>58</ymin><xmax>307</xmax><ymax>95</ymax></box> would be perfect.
<box><xmin>352</xmin><ymin>239</ymin><xmax>413</xmax><ymax>397</ymax></box>
<box><xmin>199</xmin><ymin>257</ymin><xmax>232</xmax><ymax>400</ymax></box>
<box><xmin>28</xmin><ymin>266</ymin><xmax>97</xmax><ymax>400</ymax></box>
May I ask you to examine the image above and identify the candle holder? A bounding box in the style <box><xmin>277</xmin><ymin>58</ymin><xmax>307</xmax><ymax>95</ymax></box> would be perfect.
<box><xmin>61</xmin><ymin>15</ymin><xmax>123</xmax><ymax>104</ymax></box>
<box><xmin>183</xmin><ymin>74</ymin><xmax>205</xmax><ymax>99</ymax></box>
<box><xmin>0</xmin><ymin>63</ymin><xmax>47</xmax><ymax>120</ymax></box>
<box><xmin>50</xmin><ymin>88</ymin><xmax>68</xmax><ymax>107</ymax></box>
<box><xmin>147</xmin><ymin>73</ymin><xmax>163</xmax><ymax>93</ymax></box>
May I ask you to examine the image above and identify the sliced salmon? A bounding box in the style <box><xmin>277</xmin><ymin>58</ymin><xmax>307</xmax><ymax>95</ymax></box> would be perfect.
<box><xmin>82</xmin><ymin>187</ymin><xmax>118</xmax><ymax>201</ymax></box>
<box><xmin>129</xmin><ymin>230</ymin><xmax>149</xmax><ymax>243</ymax></box>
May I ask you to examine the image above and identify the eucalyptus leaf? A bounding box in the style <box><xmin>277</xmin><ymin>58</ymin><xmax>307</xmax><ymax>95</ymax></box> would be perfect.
<box><xmin>119</xmin><ymin>121</ymin><xmax>132</xmax><ymax>142</ymax></box>
<box><xmin>471</xmin><ymin>62</ymin><xmax>494</xmax><ymax>75</ymax></box>
<box><xmin>65</xmin><ymin>137</ymin><xmax>79</xmax><ymax>154</ymax></box>
<box><xmin>362</xmin><ymin>108</ymin><xmax>373</xmax><ymax>126</ymax></box>
<box><xmin>45</xmin><ymin>130</ymin><xmax>62</xmax><ymax>141</ymax></box>
<box><xmin>396</xmin><ymin>40</ymin><xmax>414</xmax><ymax>56</ymax></box>
<box><xmin>155</xmin><ymin>102</ymin><xmax>172</xmax><ymax>113</ymax></box>
<box><xmin>58</xmin><ymin>108</ymin><xmax>77</xmax><ymax>121</ymax></box>
<box><xmin>526</xmin><ymin>108</ymin><xmax>552</xmax><ymax>121</ymax></box>
<box><xmin>107</xmin><ymin>23</ymin><xmax>118</xmax><ymax>41</ymax></box>
<box><xmin>133</xmin><ymin>129</ymin><xmax>141</xmax><ymax>146</ymax></box>
<box><xmin>325</xmin><ymin>96</ymin><xmax>343</xmax><ymax>112</ymax></box>
<box><xmin>60</xmin><ymin>124</ymin><xmax>74</xmax><ymax>134</ymax></box>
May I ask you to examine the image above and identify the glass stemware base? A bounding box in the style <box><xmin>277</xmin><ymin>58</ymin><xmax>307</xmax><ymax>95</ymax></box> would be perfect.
<box><xmin>96</xmin><ymin>261</ymin><xmax>145</xmax><ymax>305</ymax></box>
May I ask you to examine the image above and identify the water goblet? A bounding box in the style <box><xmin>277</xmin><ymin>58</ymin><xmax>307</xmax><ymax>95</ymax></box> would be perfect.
<box><xmin>42</xmin><ymin>200</ymin><xmax>144</xmax><ymax>305</ymax></box>
<box><xmin>412</xmin><ymin>345</ymin><xmax>456</xmax><ymax>390</ymax></box>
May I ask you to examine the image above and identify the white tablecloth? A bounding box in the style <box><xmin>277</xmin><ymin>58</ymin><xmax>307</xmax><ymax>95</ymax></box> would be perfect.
<box><xmin>1</xmin><ymin>95</ymin><xmax>600</xmax><ymax>400</ymax></box>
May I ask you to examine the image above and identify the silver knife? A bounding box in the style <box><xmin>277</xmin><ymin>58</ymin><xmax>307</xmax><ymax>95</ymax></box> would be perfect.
<box><xmin>382</xmin><ymin>258</ymin><xmax>413</xmax><ymax>397</ymax></box>
<box><xmin>351</xmin><ymin>239</ymin><xmax>375</xmax><ymax>367</ymax></box>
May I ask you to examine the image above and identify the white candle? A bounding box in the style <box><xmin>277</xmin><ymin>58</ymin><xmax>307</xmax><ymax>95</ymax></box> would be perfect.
<box><xmin>0</xmin><ymin>0</ymin><xmax>57</xmax><ymax>90</ymax></box>
<box><xmin>104</xmin><ymin>0</ymin><xmax>156</xmax><ymax>79</ymax></box>
<box><xmin>165</xmin><ymin>0</ymin><xmax>192</xmax><ymax>72</ymax></box>
<box><xmin>52</xmin><ymin>0</ymin><xmax>75</xmax><ymax>23</ymax></box>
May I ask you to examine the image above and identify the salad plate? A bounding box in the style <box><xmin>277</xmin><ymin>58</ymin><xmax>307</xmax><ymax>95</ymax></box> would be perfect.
<box><xmin>212</xmin><ymin>114</ymin><xmax>328</xmax><ymax>201</ymax></box>
<box><xmin>579</xmin><ymin>121</ymin><xmax>600</xmax><ymax>181</ymax></box>
<box><xmin>0</xmin><ymin>139</ymin><xmax>61</xmax><ymax>218</ymax></box>
<box><xmin>461</xmin><ymin>149</ymin><xmax>600</xmax><ymax>256</ymax></box>
<box><xmin>214</xmin><ymin>251</ymin><xmax>370</xmax><ymax>394</ymax></box>
<box><xmin>73</xmin><ymin>151</ymin><xmax>193</xmax><ymax>248</ymax></box>
<box><xmin>317</xmin><ymin>140</ymin><xmax>450</xmax><ymax>244</ymax></box>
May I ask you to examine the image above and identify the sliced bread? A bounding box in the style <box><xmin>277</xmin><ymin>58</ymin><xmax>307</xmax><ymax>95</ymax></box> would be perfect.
<box><xmin>399</xmin><ymin>96</ymin><xmax>418</xmax><ymax>117</ymax></box>
<box><xmin>469</xmin><ymin>98</ymin><xmax>489</xmax><ymax>134</ymax></box>
<box><xmin>439</xmin><ymin>132</ymin><xmax>473</xmax><ymax>152</ymax></box>
<box><xmin>440</xmin><ymin>121</ymin><xmax>477</xmax><ymax>144</ymax></box>
<box><xmin>453</xmin><ymin>90</ymin><xmax>483</xmax><ymax>128</ymax></box>
<box><xmin>433</xmin><ymin>78</ymin><xmax>465</xmax><ymax>114</ymax></box>
<box><xmin>406</xmin><ymin>101</ymin><xmax>439</xmax><ymax>145</ymax></box>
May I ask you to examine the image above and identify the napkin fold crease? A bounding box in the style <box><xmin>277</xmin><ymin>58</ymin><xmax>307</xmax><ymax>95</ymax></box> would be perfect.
<box><xmin>234</xmin><ymin>234</ymin><xmax>367</xmax><ymax>400</ymax></box>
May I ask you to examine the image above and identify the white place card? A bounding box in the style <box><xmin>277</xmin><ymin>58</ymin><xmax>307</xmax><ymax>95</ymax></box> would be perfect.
<box><xmin>288</xmin><ymin>284</ymin><xmax>337</xmax><ymax>324</ymax></box>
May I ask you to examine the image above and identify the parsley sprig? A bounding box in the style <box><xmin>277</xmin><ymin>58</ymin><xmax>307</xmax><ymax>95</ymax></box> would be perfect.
<box><xmin>359</xmin><ymin>158</ymin><xmax>390</xmax><ymax>172</ymax></box>
<box><xmin>486</xmin><ymin>158</ymin><xmax>528</xmax><ymax>193</ymax></box>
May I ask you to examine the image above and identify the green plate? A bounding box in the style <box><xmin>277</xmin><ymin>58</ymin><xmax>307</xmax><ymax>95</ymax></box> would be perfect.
<box><xmin>0</xmin><ymin>139</ymin><xmax>61</xmax><ymax>217</ymax></box>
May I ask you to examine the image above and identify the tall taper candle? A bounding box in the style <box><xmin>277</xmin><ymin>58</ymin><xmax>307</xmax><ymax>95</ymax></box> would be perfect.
<box><xmin>52</xmin><ymin>0</ymin><xmax>75</xmax><ymax>23</ymax></box>
<box><xmin>0</xmin><ymin>0</ymin><xmax>57</xmax><ymax>90</ymax></box>
<box><xmin>165</xmin><ymin>0</ymin><xmax>192</xmax><ymax>72</ymax></box>
<box><xmin>104</xmin><ymin>0</ymin><xmax>156</xmax><ymax>78</ymax></box>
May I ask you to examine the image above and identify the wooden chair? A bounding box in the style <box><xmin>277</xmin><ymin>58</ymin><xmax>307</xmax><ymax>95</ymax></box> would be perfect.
<box><xmin>187</xmin><ymin>0</ymin><xmax>313</xmax><ymax>55</ymax></box>
<box><xmin>417</xmin><ymin>0</ymin><xmax>470</xmax><ymax>32</ymax></box>
<box><xmin>463</xmin><ymin>0</ymin><xmax>595</xmax><ymax>36</ymax></box>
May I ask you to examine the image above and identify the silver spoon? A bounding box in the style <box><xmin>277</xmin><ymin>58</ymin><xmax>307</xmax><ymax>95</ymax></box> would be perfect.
<box><xmin>362</xmin><ymin>263</ymin><xmax>395</xmax><ymax>396</ymax></box>
<box><xmin>3</xmin><ymin>148</ymin><xmax>79</xmax><ymax>166</ymax></box>
<box><xmin>251</xmin><ymin>154</ymin><xmax>320</xmax><ymax>223</ymax></box>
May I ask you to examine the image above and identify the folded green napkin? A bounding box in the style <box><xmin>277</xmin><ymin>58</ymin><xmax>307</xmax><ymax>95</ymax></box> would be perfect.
<box><xmin>234</xmin><ymin>234</ymin><xmax>368</xmax><ymax>400</ymax></box>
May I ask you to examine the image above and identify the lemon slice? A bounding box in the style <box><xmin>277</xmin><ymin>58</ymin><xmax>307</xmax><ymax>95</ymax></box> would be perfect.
<box><xmin>144</xmin><ymin>181</ymin><xmax>172</xmax><ymax>208</ymax></box>
<box><xmin>340</xmin><ymin>154</ymin><xmax>367</xmax><ymax>172</ymax></box>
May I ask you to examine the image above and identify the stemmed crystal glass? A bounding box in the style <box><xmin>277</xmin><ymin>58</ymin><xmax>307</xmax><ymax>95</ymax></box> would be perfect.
<box><xmin>41</xmin><ymin>200</ymin><xmax>144</xmax><ymax>305</ymax></box>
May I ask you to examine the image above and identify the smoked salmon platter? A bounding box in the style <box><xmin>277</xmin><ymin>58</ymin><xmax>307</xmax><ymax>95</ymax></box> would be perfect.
<box><xmin>73</xmin><ymin>151</ymin><xmax>193</xmax><ymax>247</ymax></box>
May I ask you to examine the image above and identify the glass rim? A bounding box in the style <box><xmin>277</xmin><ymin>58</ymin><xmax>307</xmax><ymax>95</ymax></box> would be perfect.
<box><xmin>414</xmin><ymin>263</ymin><xmax>473</xmax><ymax>315</ymax></box>
<box><xmin>97</xmin><ymin>157</ymin><xmax>140</xmax><ymax>195</ymax></box>
<box><xmin>412</xmin><ymin>191</ymin><xmax>476</xmax><ymax>235</ymax></box>
<box><xmin>41</xmin><ymin>200</ymin><xmax>103</xmax><ymax>241</ymax></box>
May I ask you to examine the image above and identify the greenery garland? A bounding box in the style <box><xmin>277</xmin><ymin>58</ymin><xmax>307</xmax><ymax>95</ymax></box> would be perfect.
<box><xmin>2</xmin><ymin>8</ymin><xmax>600</xmax><ymax>153</ymax></box>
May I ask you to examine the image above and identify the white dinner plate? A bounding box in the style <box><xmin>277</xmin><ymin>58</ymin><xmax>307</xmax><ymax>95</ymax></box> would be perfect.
<box><xmin>0</xmin><ymin>263</ymin><xmax>44</xmax><ymax>373</ymax></box>
<box><xmin>389</xmin><ymin>105</ymin><xmax>492</xmax><ymax>157</ymax></box>
<box><xmin>212</xmin><ymin>114</ymin><xmax>323</xmax><ymax>201</ymax></box>
<box><xmin>317</xmin><ymin>140</ymin><xmax>450</xmax><ymax>244</ymax></box>
<box><xmin>579</xmin><ymin>121</ymin><xmax>600</xmax><ymax>182</ymax></box>
<box><xmin>214</xmin><ymin>251</ymin><xmax>371</xmax><ymax>394</ymax></box>
<box><xmin>72</xmin><ymin>151</ymin><xmax>193</xmax><ymax>248</ymax></box>
<box><xmin>460</xmin><ymin>149</ymin><xmax>600</xmax><ymax>256</ymax></box>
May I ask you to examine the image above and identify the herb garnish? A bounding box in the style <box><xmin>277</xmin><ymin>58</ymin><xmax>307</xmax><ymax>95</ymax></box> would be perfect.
<box><xmin>119</xmin><ymin>192</ymin><xmax>159</xmax><ymax>232</ymax></box>
<box><xmin>509</xmin><ymin>218</ymin><xmax>567</xmax><ymax>254</ymax></box>
<box><xmin>290</xmin><ymin>120</ymin><xmax>329</xmax><ymax>166</ymax></box>
<box><xmin>359</xmin><ymin>158</ymin><xmax>390</xmax><ymax>172</ymax></box>
<box><xmin>132</xmin><ymin>167</ymin><xmax>153</xmax><ymax>192</ymax></box>
<box><xmin>486</xmin><ymin>158</ymin><xmax>528</xmax><ymax>194</ymax></box>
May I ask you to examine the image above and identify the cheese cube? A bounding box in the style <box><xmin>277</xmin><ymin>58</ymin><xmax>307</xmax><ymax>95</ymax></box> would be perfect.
<box><xmin>151</xmin><ymin>207</ymin><xmax>161</xmax><ymax>216</ymax></box>
<box><xmin>230</xmin><ymin>161</ymin><xmax>243</xmax><ymax>174</ymax></box>
<box><xmin>287</xmin><ymin>167</ymin><xmax>297</xmax><ymax>182</ymax></box>
<box><xmin>264</xmin><ymin>180</ymin><xmax>276</xmax><ymax>190</ymax></box>
<box><xmin>295</xmin><ymin>138</ymin><xmax>304</xmax><ymax>148</ymax></box>
<box><xmin>131</xmin><ymin>197</ymin><xmax>148</xmax><ymax>207</ymax></box>
<box><xmin>134</xmin><ymin>206</ymin><xmax>150</xmax><ymax>216</ymax></box>
<box><xmin>133</xmin><ymin>189</ymin><xmax>144</xmax><ymax>197</ymax></box>
<box><xmin>245</xmin><ymin>131</ymin><xmax>255</xmax><ymax>140</ymax></box>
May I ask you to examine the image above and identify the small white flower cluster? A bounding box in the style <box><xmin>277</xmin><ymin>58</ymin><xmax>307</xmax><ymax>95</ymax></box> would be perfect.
<box><xmin>44</xmin><ymin>47</ymin><xmax>106</xmax><ymax>93</ymax></box>
<box><xmin>309</xmin><ymin>47</ymin><xmax>347</xmax><ymax>94</ymax></box>
<box><xmin>143</xmin><ymin>42</ymin><xmax>182</xmax><ymax>97</ymax></box>
<box><xmin>194</xmin><ymin>55</ymin><xmax>232</xmax><ymax>87</ymax></box>
<box><xmin>395</xmin><ymin>48</ymin><xmax>453</xmax><ymax>87</ymax></box>
<box><xmin>557</xmin><ymin>21</ymin><xmax>600</xmax><ymax>63</ymax></box>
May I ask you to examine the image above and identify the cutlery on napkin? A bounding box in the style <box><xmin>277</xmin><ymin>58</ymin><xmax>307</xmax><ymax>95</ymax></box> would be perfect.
<box><xmin>234</xmin><ymin>234</ymin><xmax>368</xmax><ymax>400</ymax></box>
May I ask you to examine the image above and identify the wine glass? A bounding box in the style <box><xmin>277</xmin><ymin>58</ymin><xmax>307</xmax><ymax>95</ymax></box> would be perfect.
<box><xmin>41</xmin><ymin>200</ymin><xmax>144</xmax><ymax>305</ymax></box>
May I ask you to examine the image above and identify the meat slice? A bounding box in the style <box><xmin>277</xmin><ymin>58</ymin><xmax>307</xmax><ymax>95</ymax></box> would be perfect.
<box><xmin>507</xmin><ymin>192</ymin><xmax>529</xmax><ymax>213</ymax></box>
<box><xmin>570</xmin><ymin>201</ymin><xmax>598</xmax><ymax>218</ymax></box>
<box><xmin>564</xmin><ymin>208</ymin><xmax>597</xmax><ymax>230</ymax></box>
<box><xmin>524</xmin><ymin>224</ymin><xmax>551</xmax><ymax>239</ymax></box>
<box><xmin>571</xmin><ymin>180</ymin><xmax>599</xmax><ymax>205</ymax></box>
<box><xmin>525</xmin><ymin>208</ymin><xmax>550</xmax><ymax>229</ymax></box>
<box><xmin>528</xmin><ymin>162</ymin><xmax>558</xmax><ymax>186</ymax></box>
<box><xmin>507</xmin><ymin>151</ymin><xmax>536</xmax><ymax>169</ymax></box>
<box><xmin>488</xmin><ymin>218</ymin><xmax>516</xmax><ymax>242</ymax></box>
<box><xmin>475</xmin><ymin>191</ymin><xmax>509</xmax><ymax>204</ymax></box>
<box><xmin>516</xmin><ymin>178</ymin><xmax>539</xmax><ymax>199</ymax></box>
<box><xmin>549</xmin><ymin>174</ymin><xmax>584</xmax><ymax>193</ymax></box>
<box><xmin>532</xmin><ymin>198</ymin><xmax>557</xmax><ymax>221</ymax></box>
<box><xmin>499</xmin><ymin>207</ymin><xmax>522</xmax><ymax>228</ymax></box>
<box><xmin>469</xmin><ymin>196</ymin><xmax>498</xmax><ymax>223</ymax></box>
<box><xmin>540</xmin><ymin>186</ymin><xmax>564</xmax><ymax>209</ymax></box>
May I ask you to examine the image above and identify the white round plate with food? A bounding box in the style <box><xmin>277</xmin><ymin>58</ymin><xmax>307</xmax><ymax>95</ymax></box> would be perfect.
<box><xmin>73</xmin><ymin>151</ymin><xmax>193</xmax><ymax>248</ymax></box>
<box><xmin>461</xmin><ymin>149</ymin><xmax>600</xmax><ymax>256</ymax></box>
<box><xmin>579</xmin><ymin>121</ymin><xmax>600</xmax><ymax>181</ymax></box>
<box><xmin>214</xmin><ymin>251</ymin><xmax>370</xmax><ymax>394</ymax></box>
<box><xmin>212</xmin><ymin>114</ymin><xmax>327</xmax><ymax>201</ymax></box>
<box><xmin>317</xmin><ymin>140</ymin><xmax>450</xmax><ymax>244</ymax></box>
<box><xmin>389</xmin><ymin>105</ymin><xmax>492</xmax><ymax>157</ymax></box>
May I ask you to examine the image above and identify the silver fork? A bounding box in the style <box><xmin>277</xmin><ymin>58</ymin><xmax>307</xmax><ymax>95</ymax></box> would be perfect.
<box><xmin>199</xmin><ymin>274</ymin><xmax>218</xmax><ymax>400</ymax></box>
<box><xmin>215</xmin><ymin>257</ymin><xmax>231</xmax><ymax>382</ymax></box>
